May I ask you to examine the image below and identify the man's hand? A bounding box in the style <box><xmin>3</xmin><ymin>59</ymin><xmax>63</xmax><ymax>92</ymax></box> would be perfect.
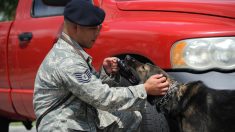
<box><xmin>103</xmin><ymin>57</ymin><xmax>119</xmax><ymax>75</ymax></box>
<box><xmin>144</xmin><ymin>74</ymin><xmax>169</xmax><ymax>95</ymax></box>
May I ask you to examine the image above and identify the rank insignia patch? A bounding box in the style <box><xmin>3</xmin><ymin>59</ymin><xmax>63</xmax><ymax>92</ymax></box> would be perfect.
<box><xmin>74</xmin><ymin>69</ymin><xmax>92</xmax><ymax>83</ymax></box>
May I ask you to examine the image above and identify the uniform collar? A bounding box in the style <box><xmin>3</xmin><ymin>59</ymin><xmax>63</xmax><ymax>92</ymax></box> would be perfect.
<box><xmin>62</xmin><ymin>32</ymin><xmax>92</xmax><ymax>62</ymax></box>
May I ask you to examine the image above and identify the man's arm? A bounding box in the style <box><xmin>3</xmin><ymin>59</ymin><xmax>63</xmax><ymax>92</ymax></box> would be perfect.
<box><xmin>57</xmin><ymin>57</ymin><xmax>147</xmax><ymax>112</ymax></box>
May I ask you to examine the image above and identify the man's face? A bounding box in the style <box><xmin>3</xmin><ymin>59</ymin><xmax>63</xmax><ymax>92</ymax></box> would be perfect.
<box><xmin>75</xmin><ymin>25</ymin><xmax>102</xmax><ymax>49</ymax></box>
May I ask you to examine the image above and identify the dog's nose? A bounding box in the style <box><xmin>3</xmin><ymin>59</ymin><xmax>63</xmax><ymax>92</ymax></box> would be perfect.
<box><xmin>126</xmin><ymin>55</ymin><xmax>131</xmax><ymax>60</ymax></box>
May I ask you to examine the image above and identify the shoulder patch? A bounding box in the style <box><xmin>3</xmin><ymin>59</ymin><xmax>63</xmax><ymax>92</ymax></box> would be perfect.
<box><xmin>74</xmin><ymin>69</ymin><xmax>92</xmax><ymax>83</ymax></box>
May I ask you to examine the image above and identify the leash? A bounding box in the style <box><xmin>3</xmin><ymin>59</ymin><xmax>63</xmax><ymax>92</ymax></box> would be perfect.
<box><xmin>60</xmin><ymin>33</ymin><xmax>87</xmax><ymax>61</ymax></box>
<box><xmin>36</xmin><ymin>92</ymin><xmax>72</xmax><ymax>131</ymax></box>
<box><xmin>61</xmin><ymin>33</ymin><xmax>99</xmax><ymax>124</ymax></box>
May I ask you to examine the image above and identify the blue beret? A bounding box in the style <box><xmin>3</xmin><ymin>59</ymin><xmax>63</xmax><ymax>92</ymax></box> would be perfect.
<box><xmin>64</xmin><ymin>0</ymin><xmax>105</xmax><ymax>27</ymax></box>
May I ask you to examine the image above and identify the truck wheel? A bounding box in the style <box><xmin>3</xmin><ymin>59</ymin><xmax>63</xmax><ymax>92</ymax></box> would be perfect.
<box><xmin>140</xmin><ymin>102</ymin><xmax>170</xmax><ymax>132</ymax></box>
<box><xmin>0</xmin><ymin>118</ymin><xmax>10</xmax><ymax>132</ymax></box>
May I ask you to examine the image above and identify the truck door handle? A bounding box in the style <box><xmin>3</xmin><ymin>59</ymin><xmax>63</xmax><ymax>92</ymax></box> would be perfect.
<box><xmin>18</xmin><ymin>32</ymin><xmax>33</xmax><ymax>42</ymax></box>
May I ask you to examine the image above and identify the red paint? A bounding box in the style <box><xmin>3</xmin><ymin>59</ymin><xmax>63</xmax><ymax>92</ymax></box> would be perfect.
<box><xmin>116</xmin><ymin>0</ymin><xmax>235</xmax><ymax>18</ymax></box>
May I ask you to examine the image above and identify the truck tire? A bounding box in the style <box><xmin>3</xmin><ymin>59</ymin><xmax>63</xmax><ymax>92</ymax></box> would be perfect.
<box><xmin>140</xmin><ymin>102</ymin><xmax>170</xmax><ymax>132</ymax></box>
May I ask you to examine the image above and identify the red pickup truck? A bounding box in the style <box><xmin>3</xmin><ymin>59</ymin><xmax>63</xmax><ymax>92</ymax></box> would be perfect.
<box><xmin>1</xmin><ymin>0</ymin><xmax>235</xmax><ymax>131</ymax></box>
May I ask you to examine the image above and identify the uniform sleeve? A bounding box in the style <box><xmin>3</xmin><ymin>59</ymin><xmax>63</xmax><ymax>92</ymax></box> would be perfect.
<box><xmin>57</xmin><ymin>58</ymin><xmax>147</xmax><ymax>111</ymax></box>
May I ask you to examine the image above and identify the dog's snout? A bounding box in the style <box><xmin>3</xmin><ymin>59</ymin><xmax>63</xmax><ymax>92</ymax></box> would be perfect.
<box><xmin>126</xmin><ymin>55</ymin><xmax>131</xmax><ymax>60</ymax></box>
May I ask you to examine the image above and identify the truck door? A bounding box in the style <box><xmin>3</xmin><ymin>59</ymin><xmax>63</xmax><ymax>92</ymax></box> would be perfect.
<box><xmin>0</xmin><ymin>0</ymin><xmax>21</xmax><ymax>119</ymax></box>
<box><xmin>8</xmin><ymin>0</ymin><xmax>64</xmax><ymax>119</ymax></box>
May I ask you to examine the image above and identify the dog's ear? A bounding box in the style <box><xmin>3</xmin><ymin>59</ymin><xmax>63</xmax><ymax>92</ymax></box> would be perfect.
<box><xmin>124</xmin><ymin>55</ymin><xmax>143</xmax><ymax>68</ymax></box>
<box><xmin>145</xmin><ymin>63</ymin><xmax>169</xmax><ymax>78</ymax></box>
<box><xmin>187</xmin><ymin>81</ymin><xmax>204</xmax><ymax>86</ymax></box>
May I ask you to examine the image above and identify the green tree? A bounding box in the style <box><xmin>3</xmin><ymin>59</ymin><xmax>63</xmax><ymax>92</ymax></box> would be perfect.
<box><xmin>0</xmin><ymin>0</ymin><xmax>18</xmax><ymax>21</ymax></box>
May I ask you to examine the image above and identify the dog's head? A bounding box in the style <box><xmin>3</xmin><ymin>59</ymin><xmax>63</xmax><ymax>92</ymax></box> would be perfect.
<box><xmin>122</xmin><ymin>55</ymin><xmax>187</xmax><ymax>114</ymax></box>
<box><xmin>123</xmin><ymin>55</ymin><xmax>169</xmax><ymax>83</ymax></box>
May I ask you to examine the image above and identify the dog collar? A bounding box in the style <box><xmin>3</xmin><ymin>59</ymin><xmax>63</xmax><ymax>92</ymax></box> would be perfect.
<box><xmin>154</xmin><ymin>80</ymin><xmax>180</xmax><ymax>112</ymax></box>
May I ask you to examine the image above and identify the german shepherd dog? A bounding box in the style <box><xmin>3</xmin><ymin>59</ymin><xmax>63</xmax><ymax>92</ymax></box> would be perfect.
<box><xmin>118</xmin><ymin>55</ymin><xmax>235</xmax><ymax>132</ymax></box>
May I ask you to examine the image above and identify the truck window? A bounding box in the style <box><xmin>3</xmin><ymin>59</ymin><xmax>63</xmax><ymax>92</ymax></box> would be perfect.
<box><xmin>32</xmin><ymin>0</ymin><xmax>64</xmax><ymax>17</ymax></box>
<box><xmin>0</xmin><ymin>0</ymin><xmax>18</xmax><ymax>22</ymax></box>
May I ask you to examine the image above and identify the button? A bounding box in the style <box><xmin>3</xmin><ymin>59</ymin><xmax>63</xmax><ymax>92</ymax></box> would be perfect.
<box><xmin>139</xmin><ymin>93</ymin><xmax>146</xmax><ymax>99</ymax></box>
<box><xmin>141</xmin><ymin>93</ymin><xmax>145</xmax><ymax>97</ymax></box>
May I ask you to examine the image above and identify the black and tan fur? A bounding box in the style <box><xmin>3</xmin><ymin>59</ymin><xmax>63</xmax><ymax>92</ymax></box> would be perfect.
<box><xmin>123</xmin><ymin>55</ymin><xmax>235</xmax><ymax>132</ymax></box>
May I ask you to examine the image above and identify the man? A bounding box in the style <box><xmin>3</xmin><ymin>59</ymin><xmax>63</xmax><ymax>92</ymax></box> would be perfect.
<box><xmin>33</xmin><ymin>0</ymin><xmax>169</xmax><ymax>131</ymax></box>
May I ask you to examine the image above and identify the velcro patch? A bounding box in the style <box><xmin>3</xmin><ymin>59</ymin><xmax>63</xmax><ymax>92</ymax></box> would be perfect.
<box><xmin>74</xmin><ymin>69</ymin><xmax>92</xmax><ymax>83</ymax></box>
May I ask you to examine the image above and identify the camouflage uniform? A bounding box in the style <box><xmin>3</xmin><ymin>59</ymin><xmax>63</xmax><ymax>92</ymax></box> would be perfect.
<box><xmin>33</xmin><ymin>32</ymin><xmax>147</xmax><ymax>132</ymax></box>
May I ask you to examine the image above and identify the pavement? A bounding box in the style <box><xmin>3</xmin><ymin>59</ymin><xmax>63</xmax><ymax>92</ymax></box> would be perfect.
<box><xmin>9</xmin><ymin>124</ymin><xmax>36</xmax><ymax>132</ymax></box>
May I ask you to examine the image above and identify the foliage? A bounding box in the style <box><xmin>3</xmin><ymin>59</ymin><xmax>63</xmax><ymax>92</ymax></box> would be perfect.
<box><xmin>0</xmin><ymin>0</ymin><xmax>18</xmax><ymax>21</ymax></box>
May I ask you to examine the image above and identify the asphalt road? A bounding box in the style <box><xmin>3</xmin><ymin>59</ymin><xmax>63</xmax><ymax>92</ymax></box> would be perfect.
<box><xmin>9</xmin><ymin>125</ymin><xmax>36</xmax><ymax>132</ymax></box>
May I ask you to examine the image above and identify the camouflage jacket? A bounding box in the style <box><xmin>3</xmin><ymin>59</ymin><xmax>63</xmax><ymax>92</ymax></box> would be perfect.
<box><xmin>33</xmin><ymin>32</ymin><xmax>147</xmax><ymax>131</ymax></box>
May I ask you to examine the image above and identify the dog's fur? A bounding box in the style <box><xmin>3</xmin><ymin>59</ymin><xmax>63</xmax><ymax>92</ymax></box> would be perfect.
<box><xmin>123</xmin><ymin>56</ymin><xmax>235</xmax><ymax>132</ymax></box>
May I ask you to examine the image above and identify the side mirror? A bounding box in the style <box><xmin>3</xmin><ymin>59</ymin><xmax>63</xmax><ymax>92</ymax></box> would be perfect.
<box><xmin>42</xmin><ymin>0</ymin><xmax>71</xmax><ymax>6</ymax></box>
